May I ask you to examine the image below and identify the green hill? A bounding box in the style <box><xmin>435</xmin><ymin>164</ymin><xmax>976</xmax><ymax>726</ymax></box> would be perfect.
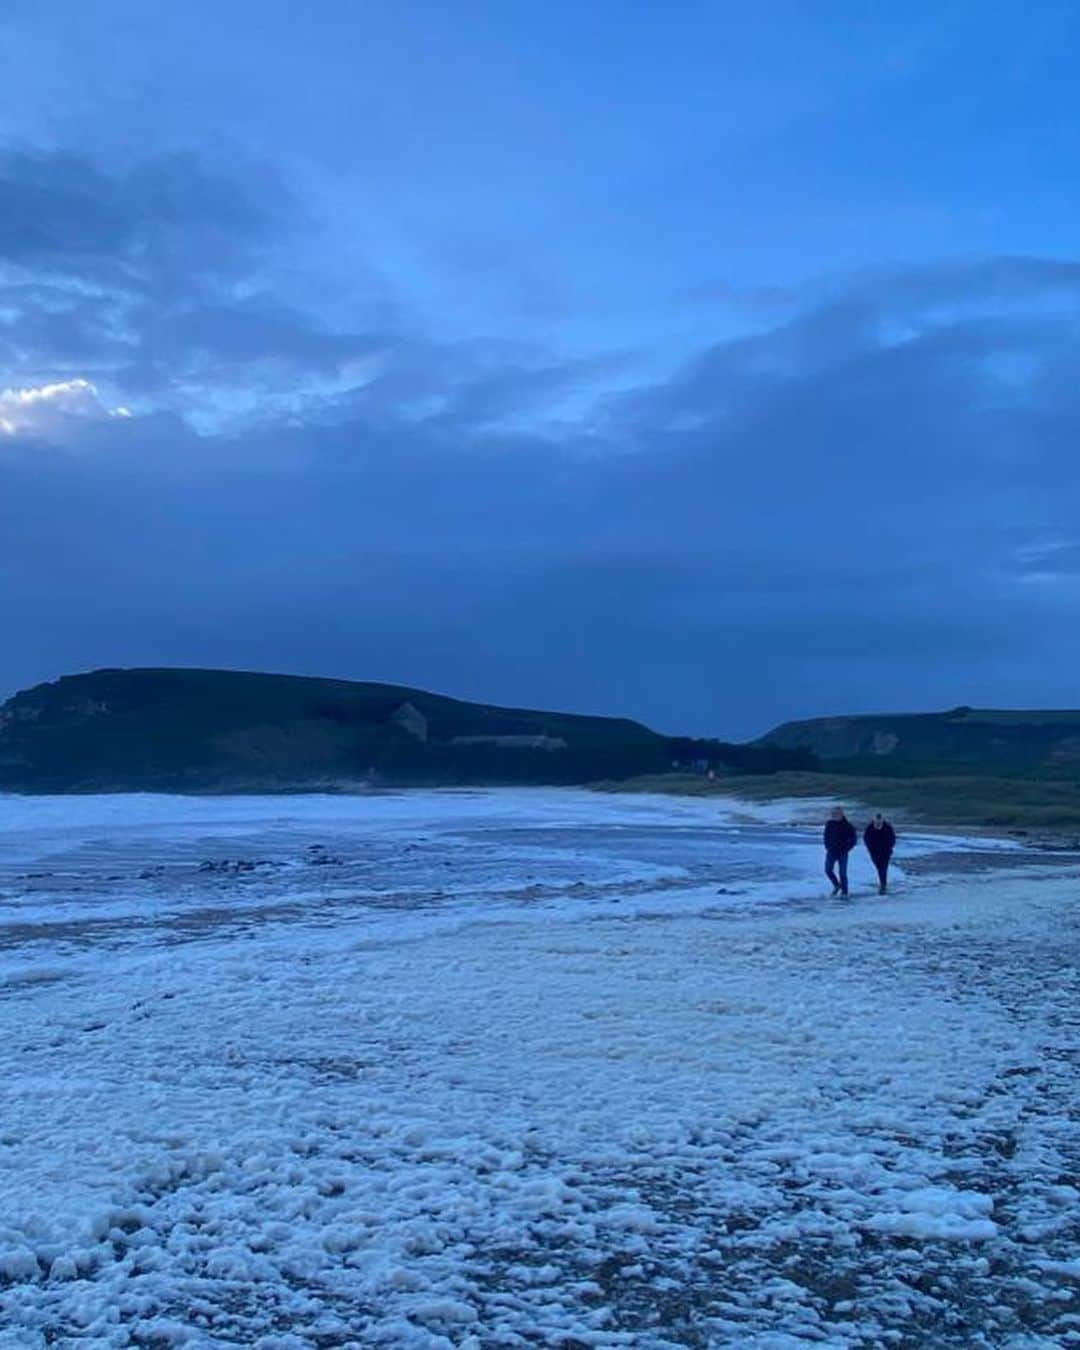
<box><xmin>757</xmin><ymin>706</ymin><xmax>1080</xmax><ymax>779</ymax></box>
<box><xmin>11</xmin><ymin>672</ymin><xmax>1073</xmax><ymax>797</ymax></box>
<box><xmin>0</xmin><ymin>667</ymin><xmax>673</xmax><ymax>792</ymax></box>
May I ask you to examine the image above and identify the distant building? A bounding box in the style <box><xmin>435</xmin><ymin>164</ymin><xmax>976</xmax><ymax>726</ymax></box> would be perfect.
<box><xmin>671</xmin><ymin>756</ymin><xmax>715</xmax><ymax>775</ymax></box>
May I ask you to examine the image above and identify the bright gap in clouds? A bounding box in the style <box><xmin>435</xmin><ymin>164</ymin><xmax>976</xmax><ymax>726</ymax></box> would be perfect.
<box><xmin>0</xmin><ymin>378</ymin><xmax>132</xmax><ymax>436</ymax></box>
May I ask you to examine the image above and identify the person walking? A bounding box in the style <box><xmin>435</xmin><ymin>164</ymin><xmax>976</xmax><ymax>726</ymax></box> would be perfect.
<box><xmin>823</xmin><ymin>807</ymin><xmax>857</xmax><ymax>896</ymax></box>
<box><xmin>864</xmin><ymin>813</ymin><xmax>897</xmax><ymax>894</ymax></box>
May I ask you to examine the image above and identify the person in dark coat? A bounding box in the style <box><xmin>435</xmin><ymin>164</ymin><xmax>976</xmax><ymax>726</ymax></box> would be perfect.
<box><xmin>823</xmin><ymin>807</ymin><xmax>857</xmax><ymax>896</ymax></box>
<box><xmin>864</xmin><ymin>813</ymin><xmax>897</xmax><ymax>894</ymax></box>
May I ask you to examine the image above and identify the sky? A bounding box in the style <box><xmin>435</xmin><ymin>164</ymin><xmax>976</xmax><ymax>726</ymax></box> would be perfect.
<box><xmin>2</xmin><ymin>1</ymin><xmax>1080</xmax><ymax>737</ymax></box>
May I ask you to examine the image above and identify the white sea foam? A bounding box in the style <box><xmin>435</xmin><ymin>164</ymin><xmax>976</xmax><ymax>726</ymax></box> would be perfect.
<box><xmin>0</xmin><ymin>788</ymin><xmax>1074</xmax><ymax>1346</ymax></box>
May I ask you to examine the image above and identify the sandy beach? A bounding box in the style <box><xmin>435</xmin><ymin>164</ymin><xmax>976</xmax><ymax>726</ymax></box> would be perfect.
<box><xmin>0</xmin><ymin>790</ymin><xmax>1077</xmax><ymax>1347</ymax></box>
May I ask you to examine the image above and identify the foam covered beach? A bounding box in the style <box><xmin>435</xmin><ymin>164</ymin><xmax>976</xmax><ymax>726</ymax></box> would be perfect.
<box><xmin>0</xmin><ymin>790</ymin><xmax>1076</xmax><ymax>1347</ymax></box>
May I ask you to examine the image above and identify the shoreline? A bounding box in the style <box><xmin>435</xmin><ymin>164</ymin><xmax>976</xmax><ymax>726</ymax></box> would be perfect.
<box><xmin>5</xmin><ymin>772</ymin><xmax>1080</xmax><ymax>851</ymax></box>
<box><xmin>592</xmin><ymin>771</ymin><xmax>1080</xmax><ymax>848</ymax></box>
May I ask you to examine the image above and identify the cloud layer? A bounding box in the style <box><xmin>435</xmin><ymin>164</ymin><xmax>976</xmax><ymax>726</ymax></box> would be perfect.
<box><xmin>4</xmin><ymin>2</ymin><xmax>1080</xmax><ymax>734</ymax></box>
<box><xmin>3</xmin><ymin>186</ymin><xmax>1080</xmax><ymax>734</ymax></box>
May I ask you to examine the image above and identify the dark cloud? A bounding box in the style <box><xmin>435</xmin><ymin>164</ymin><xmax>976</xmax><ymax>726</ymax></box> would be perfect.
<box><xmin>845</xmin><ymin>256</ymin><xmax>1080</xmax><ymax>311</ymax></box>
<box><xmin>0</xmin><ymin>148</ymin><xmax>616</xmax><ymax>426</ymax></box>
<box><xmin>683</xmin><ymin>257</ymin><xmax>1080</xmax><ymax>325</ymax></box>
<box><xmin>4</xmin><ymin>252</ymin><xmax>1080</xmax><ymax>734</ymax></box>
<box><xmin>0</xmin><ymin>149</ymin><xmax>318</xmax><ymax>399</ymax></box>
<box><xmin>0</xmin><ymin>149</ymin><xmax>282</xmax><ymax>278</ymax></box>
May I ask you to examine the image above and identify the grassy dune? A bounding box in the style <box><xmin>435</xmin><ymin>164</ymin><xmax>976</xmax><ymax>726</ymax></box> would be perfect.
<box><xmin>593</xmin><ymin>771</ymin><xmax>1080</xmax><ymax>837</ymax></box>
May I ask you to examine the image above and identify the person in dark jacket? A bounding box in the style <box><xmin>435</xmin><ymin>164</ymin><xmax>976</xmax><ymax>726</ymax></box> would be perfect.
<box><xmin>823</xmin><ymin>807</ymin><xmax>857</xmax><ymax>896</ymax></box>
<box><xmin>864</xmin><ymin>813</ymin><xmax>897</xmax><ymax>894</ymax></box>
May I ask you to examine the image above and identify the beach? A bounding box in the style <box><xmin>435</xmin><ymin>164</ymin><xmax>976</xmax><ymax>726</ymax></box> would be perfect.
<box><xmin>0</xmin><ymin>789</ymin><xmax>1076</xmax><ymax>1347</ymax></box>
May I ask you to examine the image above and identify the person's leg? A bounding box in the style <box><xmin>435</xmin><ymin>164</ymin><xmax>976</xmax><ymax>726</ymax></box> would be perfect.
<box><xmin>825</xmin><ymin>851</ymin><xmax>841</xmax><ymax>892</ymax></box>
<box><xmin>838</xmin><ymin>851</ymin><xmax>849</xmax><ymax>895</ymax></box>
<box><xmin>877</xmin><ymin>857</ymin><xmax>889</xmax><ymax>894</ymax></box>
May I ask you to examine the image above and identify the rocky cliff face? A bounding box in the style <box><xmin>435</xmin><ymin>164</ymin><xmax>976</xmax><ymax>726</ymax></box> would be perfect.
<box><xmin>758</xmin><ymin>707</ymin><xmax>1080</xmax><ymax>777</ymax></box>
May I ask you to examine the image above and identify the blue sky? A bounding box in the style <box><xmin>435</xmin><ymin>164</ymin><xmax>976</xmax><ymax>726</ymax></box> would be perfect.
<box><xmin>2</xmin><ymin>1</ymin><xmax>1079</xmax><ymax>735</ymax></box>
